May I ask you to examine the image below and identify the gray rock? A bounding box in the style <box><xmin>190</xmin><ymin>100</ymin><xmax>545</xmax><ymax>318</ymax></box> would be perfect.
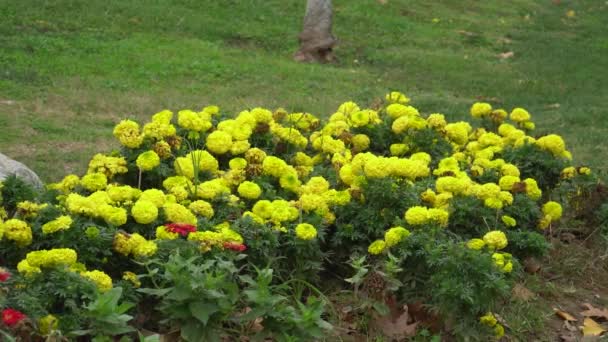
<box><xmin>0</xmin><ymin>153</ymin><xmax>44</xmax><ymax>189</ymax></box>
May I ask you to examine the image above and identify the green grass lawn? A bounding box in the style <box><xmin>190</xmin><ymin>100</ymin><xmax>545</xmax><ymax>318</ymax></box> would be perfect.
<box><xmin>1</xmin><ymin>0</ymin><xmax>607</xmax><ymax>183</ymax></box>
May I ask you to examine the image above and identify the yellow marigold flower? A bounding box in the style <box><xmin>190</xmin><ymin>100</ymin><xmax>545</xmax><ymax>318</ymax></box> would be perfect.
<box><xmin>131</xmin><ymin>200</ymin><xmax>158</xmax><ymax>224</ymax></box>
<box><xmin>502</xmin><ymin>215</ymin><xmax>517</xmax><ymax>227</ymax></box>
<box><xmin>349</xmin><ymin>110</ymin><xmax>371</xmax><ymax>127</ymax></box>
<box><xmin>25</xmin><ymin>248</ymin><xmax>77</xmax><ymax>268</ymax></box>
<box><xmin>428</xmin><ymin>208</ymin><xmax>449</xmax><ymax>226</ymax></box>
<box><xmin>164</xmin><ymin>203</ymin><xmax>197</xmax><ymax>225</ymax></box>
<box><xmin>136</xmin><ymin>151</ymin><xmax>161</xmax><ymax>171</ymax></box>
<box><xmin>337</xmin><ymin>101</ymin><xmax>360</xmax><ymax>115</ymax></box>
<box><xmin>536</xmin><ymin>134</ymin><xmax>566</xmax><ymax>156</ymax></box>
<box><xmin>484</xmin><ymin>197</ymin><xmax>504</xmax><ymax>209</ymax></box>
<box><xmin>561</xmin><ymin>166</ymin><xmax>576</xmax><ymax>179</ymax></box>
<box><xmin>81</xmin><ymin>173</ymin><xmax>108</xmax><ymax>192</ymax></box>
<box><xmin>49</xmin><ymin>174</ymin><xmax>80</xmax><ymax>193</ymax></box>
<box><xmin>238</xmin><ymin>181</ymin><xmax>262</xmax><ymax>199</ymax></box>
<box><xmin>230</xmin><ymin>140</ymin><xmax>251</xmax><ymax>155</ymax></box>
<box><xmin>470</xmin><ymin>102</ymin><xmax>492</xmax><ymax>118</ymax></box>
<box><xmin>202</xmin><ymin>105</ymin><xmax>220</xmax><ymax>116</ymax></box>
<box><xmin>155</xmin><ymin>225</ymin><xmax>179</xmax><ymax>240</ymax></box>
<box><xmin>245</xmin><ymin>148</ymin><xmax>267</xmax><ymax>164</ymax></box>
<box><xmin>498</xmin><ymin>175</ymin><xmax>520</xmax><ymax>191</ymax></box>
<box><xmin>579</xmin><ymin>166</ymin><xmax>591</xmax><ymax>175</ymax></box>
<box><xmin>436</xmin><ymin>176</ymin><xmax>469</xmax><ymax>195</ymax></box>
<box><xmin>38</xmin><ymin>314</ymin><xmax>59</xmax><ymax>335</ymax></box>
<box><xmin>189</xmin><ymin>200</ymin><xmax>214</xmax><ymax>219</ymax></box>
<box><xmin>17</xmin><ymin>259</ymin><xmax>41</xmax><ymax>276</ymax></box>
<box><xmin>405</xmin><ymin>206</ymin><xmax>429</xmax><ymax>225</ymax></box>
<box><xmin>467</xmin><ymin>238</ymin><xmax>486</xmax><ymax>250</ymax></box>
<box><xmin>42</xmin><ymin>215</ymin><xmax>73</xmax><ymax>234</ymax></box>
<box><xmin>524</xmin><ymin>178</ymin><xmax>542</xmax><ymax>200</ymax></box>
<box><xmin>445</xmin><ymin>122</ymin><xmax>472</xmax><ymax>145</ymax></box>
<box><xmin>386</xmin><ymin>104</ymin><xmax>419</xmax><ymax>120</ymax></box>
<box><xmin>426</xmin><ymin>113</ymin><xmax>447</xmax><ymax>128</ymax></box>
<box><xmin>137</xmin><ymin>189</ymin><xmax>166</xmax><ymax>208</ymax></box>
<box><xmin>279</xmin><ymin>171</ymin><xmax>302</xmax><ymax>192</ymax></box>
<box><xmin>16</xmin><ymin>201</ymin><xmax>48</xmax><ymax>219</ymax></box>
<box><xmin>98</xmin><ymin>204</ymin><xmax>128</xmax><ymax>226</ymax></box>
<box><xmin>262</xmin><ymin>156</ymin><xmax>288</xmax><ymax>178</ymax></box>
<box><xmin>352</xmin><ymin>134</ymin><xmax>370</xmax><ymax>151</ymax></box>
<box><xmin>206</xmin><ymin>130</ymin><xmax>233</xmax><ymax>154</ymax></box>
<box><xmin>228</xmin><ymin>158</ymin><xmax>247</xmax><ymax>170</ymax></box>
<box><xmin>385</xmin><ymin>91</ymin><xmax>410</xmax><ymax>104</ymax></box>
<box><xmin>542</xmin><ymin>201</ymin><xmax>562</xmax><ymax>221</ymax></box>
<box><xmin>113</xmin><ymin>119</ymin><xmax>143</xmax><ymax>148</ymax></box>
<box><xmin>483</xmin><ymin>231</ymin><xmax>508</xmax><ymax>250</ymax></box>
<box><xmin>368</xmin><ymin>240</ymin><xmax>387</xmax><ymax>255</ymax></box>
<box><xmin>295</xmin><ymin>223</ymin><xmax>317</xmax><ymax>240</ymax></box>
<box><xmin>81</xmin><ymin>270</ymin><xmax>113</xmax><ymax>292</ymax></box>
<box><xmin>492</xmin><ymin>252</ymin><xmax>513</xmax><ymax>273</ymax></box>
<box><xmin>178</xmin><ymin>109</ymin><xmax>212</xmax><ymax>132</ymax></box>
<box><xmin>384</xmin><ymin>226</ymin><xmax>410</xmax><ymax>247</ymax></box>
<box><xmin>480</xmin><ymin>312</ymin><xmax>497</xmax><ymax>327</ymax></box>
<box><xmin>132</xmin><ymin>239</ymin><xmax>158</xmax><ymax>257</ymax></box>
<box><xmin>107</xmin><ymin>185</ymin><xmax>140</xmax><ymax>203</ymax></box>
<box><xmin>2</xmin><ymin>219</ymin><xmax>33</xmax><ymax>246</ymax></box>
<box><xmin>122</xmin><ymin>271</ymin><xmax>141</xmax><ymax>288</ymax></box>
<box><xmin>389</xmin><ymin>143</ymin><xmax>409</xmax><ymax>156</ymax></box>
<box><xmin>364</xmin><ymin>157</ymin><xmax>389</xmax><ymax>178</ymax></box>
<box><xmin>494</xmin><ymin>324</ymin><xmax>505</xmax><ymax>338</ymax></box>
<box><xmin>510</xmin><ymin>107</ymin><xmax>531</xmax><ymax>122</ymax></box>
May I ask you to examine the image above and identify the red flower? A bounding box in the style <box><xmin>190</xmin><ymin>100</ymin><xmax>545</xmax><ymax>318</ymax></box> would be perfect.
<box><xmin>165</xmin><ymin>223</ymin><xmax>197</xmax><ymax>237</ymax></box>
<box><xmin>2</xmin><ymin>308</ymin><xmax>26</xmax><ymax>327</ymax></box>
<box><xmin>223</xmin><ymin>242</ymin><xmax>247</xmax><ymax>252</ymax></box>
<box><xmin>0</xmin><ymin>270</ymin><xmax>10</xmax><ymax>282</ymax></box>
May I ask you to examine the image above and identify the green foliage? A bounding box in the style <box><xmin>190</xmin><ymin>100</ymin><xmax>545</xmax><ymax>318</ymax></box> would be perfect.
<box><xmin>503</xmin><ymin>144</ymin><xmax>567</xmax><ymax>191</ymax></box>
<box><xmin>505</xmin><ymin>230</ymin><xmax>550</xmax><ymax>259</ymax></box>
<box><xmin>427</xmin><ymin>241</ymin><xmax>512</xmax><ymax>330</ymax></box>
<box><xmin>0</xmin><ymin>175</ymin><xmax>37</xmax><ymax>214</ymax></box>
<box><xmin>72</xmin><ymin>287</ymin><xmax>135</xmax><ymax>339</ymax></box>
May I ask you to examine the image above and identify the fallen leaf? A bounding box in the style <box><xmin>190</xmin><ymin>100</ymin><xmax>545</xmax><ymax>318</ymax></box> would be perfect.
<box><xmin>563</xmin><ymin>320</ymin><xmax>578</xmax><ymax>332</ymax></box>
<box><xmin>372</xmin><ymin>305</ymin><xmax>418</xmax><ymax>339</ymax></box>
<box><xmin>456</xmin><ymin>30</ymin><xmax>477</xmax><ymax>37</ymax></box>
<box><xmin>524</xmin><ymin>257</ymin><xmax>541</xmax><ymax>274</ymax></box>
<box><xmin>559</xmin><ymin>333</ymin><xmax>576</xmax><ymax>342</ymax></box>
<box><xmin>581</xmin><ymin>303</ymin><xmax>608</xmax><ymax>321</ymax></box>
<box><xmin>545</xmin><ymin>103</ymin><xmax>561</xmax><ymax>109</ymax></box>
<box><xmin>512</xmin><ymin>283</ymin><xmax>535</xmax><ymax>301</ymax></box>
<box><xmin>497</xmin><ymin>51</ymin><xmax>515</xmax><ymax>59</ymax></box>
<box><xmin>555</xmin><ymin>308</ymin><xmax>577</xmax><ymax>321</ymax></box>
<box><xmin>377</xmin><ymin>0</ymin><xmax>387</xmax><ymax>4</ymax></box>
<box><xmin>581</xmin><ymin>317</ymin><xmax>607</xmax><ymax>337</ymax></box>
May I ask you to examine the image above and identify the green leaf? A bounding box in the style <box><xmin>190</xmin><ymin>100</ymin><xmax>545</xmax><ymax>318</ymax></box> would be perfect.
<box><xmin>137</xmin><ymin>287</ymin><xmax>173</xmax><ymax>297</ymax></box>
<box><xmin>189</xmin><ymin>301</ymin><xmax>219</xmax><ymax>325</ymax></box>
<box><xmin>372</xmin><ymin>301</ymin><xmax>390</xmax><ymax>316</ymax></box>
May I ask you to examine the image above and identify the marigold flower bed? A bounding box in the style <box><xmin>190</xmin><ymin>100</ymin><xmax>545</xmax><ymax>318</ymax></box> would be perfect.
<box><xmin>0</xmin><ymin>91</ymin><xmax>600</xmax><ymax>340</ymax></box>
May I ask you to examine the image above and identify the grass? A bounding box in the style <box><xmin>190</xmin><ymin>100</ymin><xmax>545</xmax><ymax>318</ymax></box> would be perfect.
<box><xmin>1</xmin><ymin>0</ymin><xmax>607</xmax><ymax>182</ymax></box>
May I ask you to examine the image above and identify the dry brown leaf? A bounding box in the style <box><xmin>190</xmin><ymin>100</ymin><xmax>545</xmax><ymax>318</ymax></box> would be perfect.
<box><xmin>581</xmin><ymin>303</ymin><xmax>608</xmax><ymax>321</ymax></box>
<box><xmin>456</xmin><ymin>30</ymin><xmax>477</xmax><ymax>37</ymax></box>
<box><xmin>564</xmin><ymin>320</ymin><xmax>578</xmax><ymax>332</ymax></box>
<box><xmin>372</xmin><ymin>305</ymin><xmax>418</xmax><ymax>339</ymax></box>
<box><xmin>524</xmin><ymin>257</ymin><xmax>541</xmax><ymax>274</ymax></box>
<box><xmin>512</xmin><ymin>283</ymin><xmax>535</xmax><ymax>302</ymax></box>
<box><xmin>377</xmin><ymin>0</ymin><xmax>388</xmax><ymax>4</ymax></box>
<box><xmin>555</xmin><ymin>308</ymin><xmax>578</xmax><ymax>321</ymax></box>
<box><xmin>497</xmin><ymin>51</ymin><xmax>515</xmax><ymax>59</ymax></box>
<box><xmin>581</xmin><ymin>317</ymin><xmax>607</xmax><ymax>337</ymax></box>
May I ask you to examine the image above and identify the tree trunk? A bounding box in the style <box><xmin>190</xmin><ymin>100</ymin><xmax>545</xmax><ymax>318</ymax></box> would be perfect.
<box><xmin>294</xmin><ymin>0</ymin><xmax>337</xmax><ymax>63</ymax></box>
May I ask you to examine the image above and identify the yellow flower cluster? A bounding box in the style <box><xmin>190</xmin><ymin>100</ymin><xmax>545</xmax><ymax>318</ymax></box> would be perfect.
<box><xmin>404</xmin><ymin>206</ymin><xmax>449</xmax><ymax>227</ymax></box>
<box><xmin>480</xmin><ymin>312</ymin><xmax>505</xmax><ymax>338</ymax></box>
<box><xmin>17</xmin><ymin>248</ymin><xmax>78</xmax><ymax>275</ymax></box>
<box><xmin>87</xmin><ymin>154</ymin><xmax>129</xmax><ymax>179</ymax></box>
<box><xmin>136</xmin><ymin>150</ymin><xmax>160</xmax><ymax>171</ymax></box>
<box><xmin>113</xmin><ymin>232</ymin><xmax>158</xmax><ymax>257</ymax></box>
<box><xmin>113</xmin><ymin>119</ymin><xmax>144</xmax><ymax>148</ymax></box>
<box><xmin>1</xmin><ymin>219</ymin><xmax>33</xmax><ymax>246</ymax></box>
<box><xmin>16</xmin><ymin>201</ymin><xmax>48</xmax><ymax>218</ymax></box>
<box><xmin>42</xmin><ymin>215</ymin><xmax>73</xmax><ymax>234</ymax></box>
<box><xmin>81</xmin><ymin>270</ymin><xmax>113</xmax><ymax>292</ymax></box>
<box><xmin>482</xmin><ymin>231</ymin><xmax>508</xmax><ymax>250</ymax></box>
<box><xmin>295</xmin><ymin>223</ymin><xmax>317</xmax><ymax>240</ymax></box>
<box><xmin>539</xmin><ymin>201</ymin><xmax>563</xmax><ymax>229</ymax></box>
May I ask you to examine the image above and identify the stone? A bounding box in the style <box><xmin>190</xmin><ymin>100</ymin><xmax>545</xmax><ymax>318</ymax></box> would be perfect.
<box><xmin>0</xmin><ymin>153</ymin><xmax>44</xmax><ymax>189</ymax></box>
